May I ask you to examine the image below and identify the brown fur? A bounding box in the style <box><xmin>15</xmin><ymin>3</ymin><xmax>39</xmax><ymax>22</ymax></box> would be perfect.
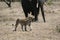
<box><xmin>13</xmin><ymin>17</ymin><xmax>33</xmax><ymax>31</ymax></box>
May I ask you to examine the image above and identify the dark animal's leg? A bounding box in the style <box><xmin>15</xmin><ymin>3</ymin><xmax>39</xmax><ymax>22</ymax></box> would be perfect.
<box><xmin>14</xmin><ymin>24</ymin><xmax>18</xmax><ymax>31</ymax></box>
<box><xmin>40</xmin><ymin>4</ymin><xmax>46</xmax><ymax>22</ymax></box>
<box><xmin>8</xmin><ymin>3</ymin><xmax>11</xmax><ymax>7</ymax></box>
<box><xmin>21</xmin><ymin>2</ymin><xmax>29</xmax><ymax>18</ymax></box>
<box><xmin>4</xmin><ymin>0</ymin><xmax>11</xmax><ymax>7</ymax></box>
<box><xmin>22</xmin><ymin>8</ymin><xmax>28</xmax><ymax>18</ymax></box>
<box><xmin>14</xmin><ymin>19</ymin><xmax>19</xmax><ymax>31</ymax></box>
<box><xmin>31</xmin><ymin>11</ymin><xmax>34</xmax><ymax>16</ymax></box>
<box><xmin>35</xmin><ymin>14</ymin><xmax>38</xmax><ymax>21</ymax></box>
<box><xmin>34</xmin><ymin>8</ymin><xmax>38</xmax><ymax>21</ymax></box>
<box><xmin>25</xmin><ymin>25</ymin><xmax>27</xmax><ymax>31</ymax></box>
<box><xmin>31</xmin><ymin>7</ymin><xmax>39</xmax><ymax>22</ymax></box>
<box><xmin>31</xmin><ymin>8</ymin><xmax>38</xmax><ymax>21</ymax></box>
<box><xmin>25</xmin><ymin>12</ymin><xmax>28</xmax><ymax>18</ymax></box>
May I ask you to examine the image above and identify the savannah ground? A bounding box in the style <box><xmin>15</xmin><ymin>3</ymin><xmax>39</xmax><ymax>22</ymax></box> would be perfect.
<box><xmin>0</xmin><ymin>1</ymin><xmax>60</xmax><ymax>40</ymax></box>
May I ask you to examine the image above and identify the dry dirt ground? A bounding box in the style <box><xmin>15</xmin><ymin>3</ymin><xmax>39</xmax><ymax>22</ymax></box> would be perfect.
<box><xmin>0</xmin><ymin>2</ymin><xmax>60</xmax><ymax>40</ymax></box>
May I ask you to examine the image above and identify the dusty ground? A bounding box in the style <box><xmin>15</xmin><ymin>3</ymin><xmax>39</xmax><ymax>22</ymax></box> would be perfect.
<box><xmin>0</xmin><ymin>2</ymin><xmax>60</xmax><ymax>40</ymax></box>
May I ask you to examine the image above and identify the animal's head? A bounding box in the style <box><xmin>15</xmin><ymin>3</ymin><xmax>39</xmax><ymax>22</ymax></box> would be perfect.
<box><xmin>27</xmin><ymin>17</ymin><xmax>34</xmax><ymax>22</ymax></box>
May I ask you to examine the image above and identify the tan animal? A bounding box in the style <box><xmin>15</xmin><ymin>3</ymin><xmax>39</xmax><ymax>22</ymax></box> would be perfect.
<box><xmin>13</xmin><ymin>17</ymin><xmax>34</xmax><ymax>31</ymax></box>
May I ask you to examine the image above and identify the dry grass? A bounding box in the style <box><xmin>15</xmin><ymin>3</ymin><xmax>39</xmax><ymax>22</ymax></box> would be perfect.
<box><xmin>0</xmin><ymin>2</ymin><xmax>60</xmax><ymax>40</ymax></box>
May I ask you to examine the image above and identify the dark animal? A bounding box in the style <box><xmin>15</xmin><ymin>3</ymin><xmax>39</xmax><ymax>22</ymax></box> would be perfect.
<box><xmin>4</xmin><ymin>0</ymin><xmax>11</xmax><ymax>7</ymax></box>
<box><xmin>14</xmin><ymin>17</ymin><xmax>34</xmax><ymax>31</ymax></box>
<box><xmin>21</xmin><ymin>0</ymin><xmax>47</xmax><ymax>22</ymax></box>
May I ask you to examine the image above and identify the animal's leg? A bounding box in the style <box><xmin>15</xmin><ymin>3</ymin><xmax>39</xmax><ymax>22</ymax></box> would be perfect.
<box><xmin>28</xmin><ymin>23</ymin><xmax>31</xmax><ymax>26</ymax></box>
<box><xmin>35</xmin><ymin>14</ymin><xmax>38</xmax><ymax>21</ymax></box>
<box><xmin>29</xmin><ymin>26</ymin><xmax>32</xmax><ymax>31</ymax></box>
<box><xmin>4</xmin><ymin>0</ymin><xmax>11</xmax><ymax>7</ymax></box>
<box><xmin>21</xmin><ymin>3</ymin><xmax>29</xmax><ymax>18</ymax></box>
<box><xmin>22</xmin><ymin>9</ymin><xmax>28</xmax><ymax>18</ymax></box>
<box><xmin>25</xmin><ymin>12</ymin><xmax>28</xmax><ymax>18</ymax></box>
<box><xmin>14</xmin><ymin>19</ymin><xmax>19</xmax><ymax>31</ymax></box>
<box><xmin>31</xmin><ymin>8</ymin><xmax>38</xmax><ymax>21</ymax></box>
<box><xmin>29</xmin><ymin>24</ymin><xmax>32</xmax><ymax>31</ymax></box>
<box><xmin>8</xmin><ymin>3</ymin><xmax>11</xmax><ymax>7</ymax></box>
<box><xmin>31</xmin><ymin>11</ymin><xmax>35</xmax><ymax>16</ymax></box>
<box><xmin>40</xmin><ymin>4</ymin><xmax>46</xmax><ymax>22</ymax></box>
<box><xmin>6</xmin><ymin>3</ymin><xmax>11</xmax><ymax>7</ymax></box>
<box><xmin>13</xmin><ymin>23</ymin><xmax>18</xmax><ymax>31</ymax></box>
<box><xmin>34</xmin><ymin>9</ymin><xmax>38</xmax><ymax>21</ymax></box>
<box><xmin>14</xmin><ymin>23</ymin><xmax>19</xmax><ymax>31</ymax></box>
<box><xmin>21</xmin><ymin>25</ymin><xmax>24</xmax><ymax>31</ymax></box>
<box><xmin>25</xmin><ymin>25</ymin><xmax>27</xmax><ymax>31</ymax></box>
<box><xmin>28</xmin><ymin>23</ymin><xmax>32</xmax><ymax>31</ymax></box>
